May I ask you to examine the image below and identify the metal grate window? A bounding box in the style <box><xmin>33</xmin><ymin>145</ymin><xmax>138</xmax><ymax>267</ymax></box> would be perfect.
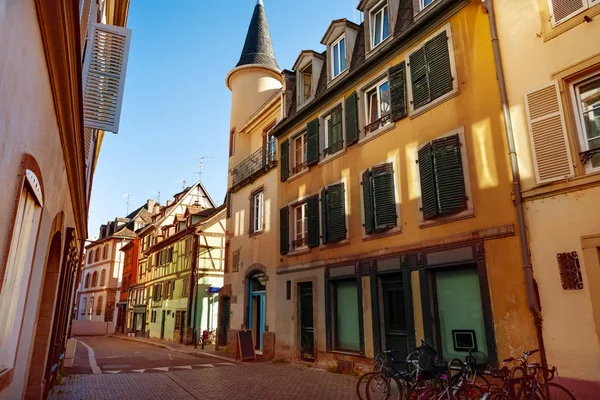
<box><xmin>557</xmin><ymin>252</ymin><xmax>584</xmax><ymax>290</ymax></box>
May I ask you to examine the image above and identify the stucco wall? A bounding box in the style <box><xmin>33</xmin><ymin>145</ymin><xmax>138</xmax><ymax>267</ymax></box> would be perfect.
<box><xmin>0</xmin><ymin>1</ymin><xmax>77</xmax><ymax>398</ymax></box>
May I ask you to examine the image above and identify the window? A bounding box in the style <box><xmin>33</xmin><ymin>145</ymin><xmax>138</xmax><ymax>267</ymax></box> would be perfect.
<box><xmin>293</xmin><ymin>202</ymin><xmax>308</xmax><ymax>250</ymax></box>
<box><xmin>321</xmin><ymin>183</ymin><xmax>347</xmax><ymax>244</ymax></box>
<box><xmin>96</xmin><ymin>296</ymin><xmax>103</xmax><ymax>316</ymax></box>
<box><xmin>103</xmin><ymin>244</ymin><xmax>108</xmax><ymax>259</ymax></box>
<box><xmin>182</xmin><ymin>278</ymin><xmax>190</xmax><ymax>297</ymax></box>
<box><xmin>420</xmin><ymin>0</ymin><xmax>435</xmax><ymax>10</ymax></box>
<box><xmin>292</xmin><ymin>133</ymin><xmax>307</xmax><ymax>175</ymax></box>
<box><xmin>370</xmin><ymin>1</ymin><xmax>390</xmax><ymax>49</ymax></box>
<box><xmin>154</xmin><ymin>284</ymin><xmax>162</xmax><ymax>300</ymax></box>
<box><xmin>89</xmin><ymin>296</ymin><xmax>94</xmax><ymax>315</ymax></box>
<box><xmin>331</xmin><ymin>279</ymin><xmax>361</xmax><ymax>352</ymax></box>
<box><xmin>250</xmin><ymin>189</ymin><xmax>264</xmax><ymax>234</ymax></box>
<box><xmin>85</xmin><ymin>273</ymin><xmax>90</xmax><ymax>288</ymax></box>
<box><xmin>364</xmin><ymin>78</ymin><xmax>391</xmax><ymax>135</ymax></box>
<box><xmin>557</xmin><ymin>252</ymin><xmax>584</xmax><ymax>290</ymax></box>
<box><xmin>301</xmin><ymin>64</ymin><xmax>313</xmax><ymax>104</ymax></box>
<box><xmin>322</xmin><ymin>105</ymin><xmax>344</xmax><ymax>156</ymax></box>
<box><xmin>331</xmin><ymin>35</ymin><xmax>347</xmax><ymax>78</ymax></box>
<box><xmin>407</xmin><ymin>27</ymin><xmax>456</xmax><ymax>113</ymax></box>
<box><xmin>81</xmin><ymin>298</ymin><xmax>87</xmax><ymax>316</ymax></box>
<box><xmin>417</xmin><ymin>133</ymin><xmax>469</xmax><ymax>221</ymax></box>
<box><xmin>100</xmin><ymin>269</ymin><xmax>106</xmax><ymax>286</ymax></box>
<box><xmin>362</xmin><ymin>163</ymin><xmax>398</xmax><ymax>234</ymax></box>
<box><xmin>170</xmin><ymin>281</ymin><xmax>175</xmax><ymax>299</ymax></box>
<box><xmin>92</xmin><ymin>271</ymin><xmax>98</xmax><ymax>287</ymax></box>
<box><xmin>549</xmin><ymin>0</ymin><xmax>598</xmax><ymax>26</ymax></box>
<box><xmin>87</xmin><ymin>251</ymin><xmax>93</xmax><ymax>264</ymax></box>
<box><xmin>158</xmin><ymin>247</ymin><xmax>174</xmax><ymax>266</ymax></box>
<box><xmin>184</xmin><ymin>237</ymin><xmax>193</xmax><ymax>255</ymax></box>
<box><xmin>94</xmin><ymin>247</ymin><xmax>100</xmax><ymax>262</ymax></box>
<box><xmin>573</xmin><ymin>73</ymin><xmax>600</xmax><ymax>171</ymax></box>
<box><xmin>175</xmin><ymin>311</ymin><xmax>182</xmax><ymax>330</ymax></box>
<box><xmin>229</xmin><ymin>128</ymin><xmax>236</xmax><ymax>157</ymax></box>
<box><xmin>151</xmin><ymin>310</ymin><xmax>157</xmax><ymax>323</ymax></box>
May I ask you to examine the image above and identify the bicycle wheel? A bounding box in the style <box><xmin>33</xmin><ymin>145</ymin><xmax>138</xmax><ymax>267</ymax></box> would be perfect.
<box><xmin>366</xmin><ymin>371</ymin><xmax>404</xmax><ymax>400</ymax></box>
<box><xmin>417</xmin><ymin>387</ymin><xmax>443</xmax><ymax>400</ymax></box>
<box><xmin>539</xmin><ymin>383</ymin><xmax>576</xmax><ymax>400</ymax></box>
<box><xmin>357</xmin><ymin>372</ymin><xmax>375</xmax><ymax>400</ymax></box>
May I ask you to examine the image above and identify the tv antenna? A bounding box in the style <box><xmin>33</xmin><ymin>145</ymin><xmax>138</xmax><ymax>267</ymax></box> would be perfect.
<box><xmin>198</xmin><ymin>156</ymin><xmax>215</xmax><ymax>182</ymax></box>
<box><xmin>175</xmin><ymin>179</ymin><xmax>187</xmax><ymax>190</ymax></box>
<box><xmin>122</xmin><ymin>193</ymin><xmax>130</xmax><ymax>215</ymax></box>
<box><xmin>156</xmin><ymin>191</ymin><xmax>161</xmax><ymax>204</ymax></box>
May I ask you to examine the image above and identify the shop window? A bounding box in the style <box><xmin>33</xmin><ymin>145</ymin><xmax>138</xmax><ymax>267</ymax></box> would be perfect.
<box><xmin>330</xmin><ymin>279</ymin><xmax>361</xmax><ymax>352</ymax></box>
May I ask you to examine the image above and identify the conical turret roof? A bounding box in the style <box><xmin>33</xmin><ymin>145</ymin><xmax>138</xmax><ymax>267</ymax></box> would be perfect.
<box><xmin>236</xmin><ymin>0</ymin><xmax>279</xmax><ymax>70</ymax></box>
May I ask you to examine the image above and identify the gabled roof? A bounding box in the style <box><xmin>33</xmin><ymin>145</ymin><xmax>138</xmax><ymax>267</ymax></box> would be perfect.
<box><xmin>236</xmin><ymin>0</ymin><xmax>279</xmax><ymax>70</ymax></box>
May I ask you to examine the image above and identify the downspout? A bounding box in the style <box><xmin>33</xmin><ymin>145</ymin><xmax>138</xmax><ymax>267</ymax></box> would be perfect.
<box><xmin>482</xmin><ymin>0</ymin><xmax>547</xmax><ymax>370</ymax></box>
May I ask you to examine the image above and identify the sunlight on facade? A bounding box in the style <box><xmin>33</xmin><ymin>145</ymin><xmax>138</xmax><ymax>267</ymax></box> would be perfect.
<box><xmin>405</xmin><ymin>141</ymin><xmax>420</xmax><ymax>201</ymax></box>
<box><xmin>341</xmin><ymin>169</ymin><xmax>350</xmax><ymax>215</ymax></box>
<box><xmin>387</xmin><ymin>151</ymin><xmax>402</xmax><ymax>204</ymax></box>
<box><xmin>264</xmin><ymin>198</ymin><xmax>271</xmax><ymax>232</ymax></box>
<box><xmin>472</xmin><ymin>119</ymin><xmax>499</xmax><ymax>189</ymax></box>
<box><xmin>510</xmin><ymin>104</ymin><xmax>533</xmax><ymax>181</ymax></box>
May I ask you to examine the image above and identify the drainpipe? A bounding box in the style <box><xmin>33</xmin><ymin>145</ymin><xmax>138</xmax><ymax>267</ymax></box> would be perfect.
<box><xmin>482</xmin><ymin>0</ymin><xmax>547</xmax><ymax>370</ymax></box>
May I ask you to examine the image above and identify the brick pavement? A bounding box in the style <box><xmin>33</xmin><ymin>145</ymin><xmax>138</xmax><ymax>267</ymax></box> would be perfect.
<box><xmin>50</xmin><ymin>362</ymin><xmax>358</xmax><ymax>400</ymax></box>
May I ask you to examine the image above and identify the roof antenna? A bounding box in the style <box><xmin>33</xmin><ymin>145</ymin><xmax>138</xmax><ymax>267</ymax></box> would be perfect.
<box><xmin>197</xmin><ymin>156</ymin><xmax>215</xmax><ymax>203</ymax></box>
<box><xmin>175</xmin><ymin>179</ymin><xmax>187</xmax><ymax>190</ymax></box>
<box><xmin>156</xmin><ymin>191</ymin><xmax>161</xmax><ymax>204</ymax></box>
<box><xmin>122</xmin><ymin>193</ymin><xmax>130</xmax><ymax>215</ymax></box>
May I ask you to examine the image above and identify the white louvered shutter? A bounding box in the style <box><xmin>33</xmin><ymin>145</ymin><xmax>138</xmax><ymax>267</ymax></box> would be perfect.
<box><xmin>524</xmin><ymin>81</ymin><xmax>574</xmax><ymax>184</ymax></box>
<box><xmin>83</xmin><ymin>23</ymin><xmax>132</xmax><ymax>133</ymax></box>
<box><xmin>548</xmin><ymin>0</ymin><xmax>587</xmax><ymax>26</ymax></box>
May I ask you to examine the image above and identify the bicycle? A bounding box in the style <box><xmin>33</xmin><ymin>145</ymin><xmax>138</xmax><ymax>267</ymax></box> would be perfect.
<box><xmin>356</xmin><ymin>350</ymin><xmax>394</xmax><ymax>400</ymax></box>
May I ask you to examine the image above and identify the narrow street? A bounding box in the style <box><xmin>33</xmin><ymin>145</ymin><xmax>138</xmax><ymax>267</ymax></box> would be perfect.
<box><xmin>51</xmin><ymin>337</ymin><xmax>357</xmax><ymax>400</ymax></box>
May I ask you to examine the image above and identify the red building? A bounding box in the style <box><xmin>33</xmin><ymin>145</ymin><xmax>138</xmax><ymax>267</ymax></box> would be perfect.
<box><xmin>116</xmin><ymin>238</ymin><xmax>139</xmax><ymax>334</ymax></box>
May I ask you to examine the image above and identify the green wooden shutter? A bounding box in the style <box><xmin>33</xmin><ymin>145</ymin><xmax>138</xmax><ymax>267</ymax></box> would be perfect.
<box><xmin>345</xmin><ymin>92</ymin><xmax>359</xmax><ymax>146</ymax></box>
<box><xmin>280</xmin><ymin>139</ymin><xmax>289</xmax><ymax>182</ymax></box>
<box><xmin>425</xmin><ymin>31</ymin><xmax>453</xmax><ymax>102</ymax></box>
<box><xmin>321</xmin><ymin>188</ymin><xmax>328</xmax><ymax>243</ymax></box>
<box><xmin>306</xmin><ymin>194</ymin><xmax>320</xmax><ymax>248</ymax></box>
<box><xmin>372</xmin><ymin>163</ymin><xmax>397</xmax><ymax>229</ymax></box>
<box><xmin>325</xmin><ymin>183</ymin><xmax>347</xmax><ymax>243</ymax></box>
<box><xmin>280</xmin><ymin>206</ymin><xmax>289</xmax><ymax>255</ymax></box>
<box><xmin>306</xmin><ymin>118</ymin><xmax>319</xmax><ymax>165</ymax></box>
<box><xmin>432</xmin><ymin>134</ymin><xmax>467</xmax><ymax>215</ymax></box>
<box><xmin>330</xmin><ymin>106</ymin><xmax>344</xmax><ymax>154</ymax></box>
<box><xmin>388</xmin><ymin>62</ymin><xmax>407</xmax><ymax>121</ymax></box>
<box><xmin>409</xmin><ymin>47</ymin><xmax>429</xmax><ymax>110</ymax></box>
<box><xmin>362</xmin><ymin>169</ymin><xmax>374</xmax><ymax>234</ymax></box>
<box><xmin>418</xmin><ymin>143</ymin><xmax>438</xmax><ymax>220</ymax></box>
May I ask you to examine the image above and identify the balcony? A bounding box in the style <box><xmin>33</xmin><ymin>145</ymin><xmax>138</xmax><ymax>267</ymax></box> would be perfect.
<box><xmin>231</xmin><ymin>141</ymin><xmax>277</xmax><ymax>191</ymax></box>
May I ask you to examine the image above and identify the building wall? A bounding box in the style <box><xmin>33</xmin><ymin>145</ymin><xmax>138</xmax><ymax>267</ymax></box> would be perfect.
<box><xmin>495</xmin><ymin>0</ymin><xmax>600</xmax><ymax>386</ymax></box>
<box><xmin>275</xmin><ymin>2</ymin><xmax>535</xmax><ymax>367</ymax></box>
<box><xmin>0</xmin><ymin>2</ymin><xmax>78</xmax><ymax>398</ymax></box>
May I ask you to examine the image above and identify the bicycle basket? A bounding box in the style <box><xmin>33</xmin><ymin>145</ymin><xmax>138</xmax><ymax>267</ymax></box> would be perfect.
<box><xmin>468</xmin><ymin>351</ymin><xmax>489</xmax><ymax>373</ymax></box>
<box><xmin>418</xmin><ymin>343</ymin><xmax>438</xmax><ymax>371</ymax></box>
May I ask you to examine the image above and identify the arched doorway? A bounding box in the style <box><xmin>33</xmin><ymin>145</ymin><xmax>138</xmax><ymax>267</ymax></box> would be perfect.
<box><xmin>247</xmin><ymin>271</ymin><xmax>266</xmax><ymax>351</ymax></box>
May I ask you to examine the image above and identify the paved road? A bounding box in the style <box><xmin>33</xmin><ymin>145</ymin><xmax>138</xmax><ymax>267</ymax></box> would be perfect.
<box><xmin>66</xmin><ymin>336</ymin><xmax>229</xmax><ymax>374</ymax></box>
<box><xmin>52</xmin><ymin>337</ymin><xmax>357</xmax><ymax>400</ymax></box>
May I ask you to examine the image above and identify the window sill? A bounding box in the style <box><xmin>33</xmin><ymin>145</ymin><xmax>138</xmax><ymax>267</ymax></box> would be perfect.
<box><xmin>0</xmin><ymin>367</ymin><xmax>14</xmax><ymax>393</ymax></box>
<box><xmin>409</xmin><ymin>89</ymin><xmax>459</xmax><ymax>120</ymax></box>
<box><xmin>320</xmin><ymin>238</ymin><xmax>351</xmax><ymax>251</ymax></box>
<box><xmin>249</xmin><ymin>229</ymin><xmax>264</xmax><ymax>238</ymax></box>
<box><xmin>542</xmin><ymin>4</ymin><xmax>600</xmax><ymax>42</ymax></box>
<box><xmin>327</xmin><ymin>349</ymin><xmax>364</xmax><ymax>357</ymax></box>
<box><xmin>365</xmin><ymin>35</ymin><xmax>393</xmax><ymax>60</ymax></box>
<box><xmin>297</xmin><ymin>96</ymin><xmax>315</xmax><ymax>112</ymax></box>
<box><xmin>287</xmin><ymin>168</ymin><xmax>309</xmax><ymax>183</ymax></box>
<box><xmin>419</xmin><ymin>209</ymin><xmax>475</xmax><ymax>229</ymax></box>
<box><xmin>318</xmin><ymin>148</ymin><xmax>347</xmax><ymax>167</ymax></box>
<box><xmin>522</xmin><ymin>170</ymin><xmax>600</xmax><ymax>201</ymax></box>
<box><xmin>287</xmin><ymin>247</ymin><xmax>311</xmax><ymax>257</ymax></box>
<box><xmin>362</xmin><ymin>226</ymin><xmax>401</xmax><ymax>241</ymax></box>
<box><xmin>327</xmin><ymin>69</ymin><xmax>349</xmax><ymax>88</ymax></box>
<box><xmin>413</xmin><ymin>0</ymin><xmax>443</xmax><ymax>22</ymax></box>
<box><xmin>358</xmin><ymin>122</ymin><xmax>395</xmax><ymax>146</ymax></box>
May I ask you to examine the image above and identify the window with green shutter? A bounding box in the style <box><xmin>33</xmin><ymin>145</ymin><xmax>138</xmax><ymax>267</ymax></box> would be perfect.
<box><xmin>362</xmin><ymin>163</ymin><xmax>397</xmax><ymax>234</ymax></box>
<box><xmin>322</xmin><ymin>183</ymin><xmax>347</xmax><ymax>243</ymax></box>
<box><xmin>409</xmin><ymin>29</ymin><xmax>454</xmax><ymax>111</ymax></box>
<box><xmin>345</xmin><ymin>92</ymin><xmax>359</xmax><ymax>146</ymax></box>
<box><xmin>325</xmin><ymin>106</ymin><xmax>344</xmax><ymax>156</ymax></box>
<box><xmin>280</xmin><ymin>206</ymin><xmax>289</xmax><ymax>255</ymax></box>
<box><xmin>306</xmin><ymin>194</ymin><xmax>320</xmax><ymax>248</ymax></box>
<box><xmin>417</xmin><ymin>134</ymin><xmax>467</xmax><ymax>220</ymax></box>
<box><xmin>388</xmin><ymin>62</ymin><xmax>407</xmax><ymax>121</ymax></box>
<box><xmin>280</xmin><ymin>139</ymin><xmax>289</xmax><ymax>182</ymax></box>
<box><xmin>306</xmin><ymin>118</ymin><xmax>319</xmax><ymax>165</ymax></box>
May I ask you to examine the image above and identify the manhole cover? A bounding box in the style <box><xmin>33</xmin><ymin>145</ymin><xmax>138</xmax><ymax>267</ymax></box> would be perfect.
<box><xmin>102</xmin><ymin>364</ymin><xmax>131</xmax><ymax>369</ymax></box>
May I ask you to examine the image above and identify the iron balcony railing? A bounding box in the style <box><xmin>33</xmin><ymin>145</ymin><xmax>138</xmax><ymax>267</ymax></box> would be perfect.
<box><xmin>231</xmin><ymin>139</ymin><xmax>277</xmax><ymax>190</ymax></box>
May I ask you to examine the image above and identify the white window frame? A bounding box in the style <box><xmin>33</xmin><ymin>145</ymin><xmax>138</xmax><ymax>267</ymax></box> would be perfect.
<box><xmin>252</xmin><ymin>190</ymin><xmax>264</xmax><ymax>233</ymax></box>
<box><xmin>570</xmin><ymin>71</ymin><xmax>600</xmax><ymax>174</ymax></box>
<box><xmin>300</xmin><ymin>64</ymin><xmax>313</xmax><ymax>105</ymax></box>
<box><xmin>549</xmin><ymin>0</ymin><xmax>597</xmax><ymax>27</ymax></box>
<box><xmin>292</xmin><ymin>132</ymin><xmax>308</xmax><ymax>175</ymax></box>
<box><xmin>331</xmin><ymin>35</ymin><xmax>347</xmax><ymax>79</ymax></box>
<box><xmin>419</xmin><ymin>0</ymin><xmax>436</xmax><ymax>11</ymax></box>
<box><xmin>414</xmin><ymin>126</ymin><xmax>474</xmax><ymax>228</ymax></box>
<box><xmin>370</xmin><ymin>0</ymin><xmax>390</xmax><ymax>49</ymax></box>
<box><xmin>406</xmin><ymin>23</ymin><xmax>458</xmax><ymax>117</ymax></box>
<box><xmin>318</xmin><ymin>100</ymin><xmax>346</xmax><ymax>163</ymax></box>
<box><xmin>292</xmin><ymin>202</ymin><xmax>308</xmax><ymax>251</ymax></box>
<box><xmin>363</xmin><ymin>77</ymin><xmax>391</xmax><ymax>135</ymax></box>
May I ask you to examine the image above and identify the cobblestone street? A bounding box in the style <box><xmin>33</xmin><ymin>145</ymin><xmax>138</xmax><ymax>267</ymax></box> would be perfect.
<box><xmin>50</xmin><ymin>362</ymin><xmax>357</xmax><ymax>400</ymax></box>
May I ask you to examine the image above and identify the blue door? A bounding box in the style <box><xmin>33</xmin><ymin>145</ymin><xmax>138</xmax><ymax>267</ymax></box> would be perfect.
<box><xmin>248</xmin><ymin>273</ymin><xmax>266</xmax><ymax>350</ymax></box>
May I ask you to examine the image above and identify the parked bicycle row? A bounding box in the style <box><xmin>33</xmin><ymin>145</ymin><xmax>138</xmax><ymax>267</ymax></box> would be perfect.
<box><xmin>356</xmin><ymin>341</ymin><xmax>576</xmax><ymax>400</ymax></box>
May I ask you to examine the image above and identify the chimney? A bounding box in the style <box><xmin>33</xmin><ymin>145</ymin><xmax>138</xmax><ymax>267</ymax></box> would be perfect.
<box><xmin>147</xmin><ymin>199</ymin><xmax>155</xmax><ymax>211</ymax></box>
<box><xmin>153</xmin><ymin>203</ymin><xmax>161</xmax><ymax>215</ymax></box>
<box><xmin>166</xmin><ymin>200</ymin><xmax>172</xmax><ymax>207</ymax></box>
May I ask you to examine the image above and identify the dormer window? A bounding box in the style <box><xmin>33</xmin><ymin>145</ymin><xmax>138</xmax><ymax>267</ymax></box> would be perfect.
<box><xmin>421</xmin><ymin>0</ymin><xmax>435</xmax><ymax>8</ymax></box>
<box><xmin>371</xmin><ymin>1</ymin><xmax>390</xmax><ymax>48</ymax></box>
<box><xmin>332</xmin><ymin>36</ymin><xmax>347</xmax><ymax>78</ymax></box>
<box><xmin>301</xmin><ymin>64</ymin><xmax>313</xmax><ymax>104</ymax></box>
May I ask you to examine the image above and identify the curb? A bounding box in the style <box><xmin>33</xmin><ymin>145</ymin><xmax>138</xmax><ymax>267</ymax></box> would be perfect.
<box><xmin>107</xmin><ymin>335</ymin><xmax>238</xmax><ymax>364</ymax></box>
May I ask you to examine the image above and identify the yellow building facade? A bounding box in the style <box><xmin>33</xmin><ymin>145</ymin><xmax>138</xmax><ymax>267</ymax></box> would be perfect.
<box><xmin>272</xmin><ymin>0</ymin><xmax>538</xmax><ymax>370</ymax></box>
<box><xmin>494</xmin><ymin>0</ymin><xmax>600</xmax><ymax>395</ymax></box>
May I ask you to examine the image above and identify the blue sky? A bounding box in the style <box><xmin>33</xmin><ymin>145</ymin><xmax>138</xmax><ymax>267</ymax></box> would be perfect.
<box><xmin>88</xmin><ymin>0</ymin><xmax>362</xmax><ymax>237</ymax></box>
